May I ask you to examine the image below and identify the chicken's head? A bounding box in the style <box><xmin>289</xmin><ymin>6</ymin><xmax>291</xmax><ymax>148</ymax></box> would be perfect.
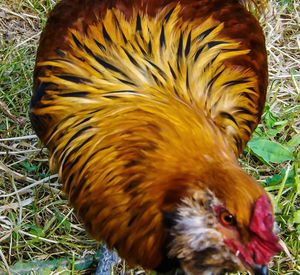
<box><xmin>166</xmin><ymin>177</ymin><xmax>282</xmax><ymax>275</ymax></box>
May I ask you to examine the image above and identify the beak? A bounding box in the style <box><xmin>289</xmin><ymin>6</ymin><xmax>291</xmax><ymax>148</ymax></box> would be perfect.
<box><xmin>254</xmin><ymin>265</ymin><xmax>268</xmax><ymax>275</ymax></box>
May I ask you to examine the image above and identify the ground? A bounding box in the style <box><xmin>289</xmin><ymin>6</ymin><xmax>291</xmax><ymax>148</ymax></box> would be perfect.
<box><xmin>0</xmin><ymin>0</ymin><xmax>299</xmax><ymax>274</ymax></box>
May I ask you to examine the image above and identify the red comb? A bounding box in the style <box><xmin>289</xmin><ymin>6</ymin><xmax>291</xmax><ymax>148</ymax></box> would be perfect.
<box><xmin>247</xmin><ymin>195</ymin><xmax>282</xmax><ymax>265</ymax></box>
<box><xmin>250</xmin><ymin>195</ymin><xmax>275</xmax><ymax>238</ymax></box>
<box><xmin>225</xmin><ymin>195</ymin><xmax>282</xmax><ymax>266</ymax></box>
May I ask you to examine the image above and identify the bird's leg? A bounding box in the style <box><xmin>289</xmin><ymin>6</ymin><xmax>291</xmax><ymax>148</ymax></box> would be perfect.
<box><xmin>95</xmin><ymin>243</ymin><xmax>121</xmax><ymax>275</ymax></box>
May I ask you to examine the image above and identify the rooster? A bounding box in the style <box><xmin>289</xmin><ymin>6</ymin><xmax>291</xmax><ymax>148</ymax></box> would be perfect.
<box><xmin>30</xmin><ymin>0</ymin><xmax>282</xmax><ymax>274</ymax></box>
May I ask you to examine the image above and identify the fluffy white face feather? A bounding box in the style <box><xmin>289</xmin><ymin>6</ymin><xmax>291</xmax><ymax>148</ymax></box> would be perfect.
<box><xmin>168</xmin><ymin>190</ymin><xmax>244</xmax><ymax>274</ymax></box>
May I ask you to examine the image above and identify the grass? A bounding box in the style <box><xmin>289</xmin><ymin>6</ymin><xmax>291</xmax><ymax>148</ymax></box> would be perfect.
<box><xmin>0</xmin><ymin>0</ymin><xmax>299</xmax><ymax>274</ymax></box>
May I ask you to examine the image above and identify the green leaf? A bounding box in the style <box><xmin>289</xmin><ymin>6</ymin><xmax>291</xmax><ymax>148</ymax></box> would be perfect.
<box><xmin>265</xmin><ymin>121</ymin><xmax>288</xmax><ymax>138</ymax></box>
<box><xmin>28</xmin><ymin>224</ymin><xmax>45</xmax><ymax>238</ymax></box>
<box><xmin>263</xmin><ymin>107</ymin><xmax>279</xmax><ymax>128</ymax></box>
<box><xmin>247</xmin><ymin>138</ymin><xmax>294</xmax><ymax>164</ymax></box>
<box><xmin>8</xmin><ymin>255</ymin><xmax>98</xmax><ymax>274</ymax></box>
<box><xmin>21</xmin><ymin>160</ymin><xmax>39</xmax><ymax>173</ymax></box>
<box><xmin>287</xmin><ymin>134</ymin><xmax>300</xmax><ymax>149</ymax></box>
<box><xmin>9</xmin><ymin>259</ymin><xmax>68</xmax><ymax>274</ymax></box>
<box><xmin>297</xmin><ymin>224</ymin><xmax>300</xmax><ymax>235</ymax></box>
<box><xmin>265</xmin><ymin>168</ymin><xmax>295</xmax><ymax>186</ymax></box>
<box><xmin>54</xmin><ymin>210</ymin><xmax>71</xmax><ymax>232</ymax></box>
<box><xmin>253</xmin><ymin>126</ymin><xmax>264</xmax><ymax>138</ymax></box>
<box><xmin>294</xmin><ymin>210</ymin><xmax>300</xmax><ymax>224</ymax></box>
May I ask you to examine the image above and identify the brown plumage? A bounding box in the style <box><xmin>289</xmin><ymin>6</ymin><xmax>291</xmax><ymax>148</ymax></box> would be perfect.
<box><xmin>30</xmin><ymin>0</ymin><xmax>281</xmax><ymax>273</ymax></box>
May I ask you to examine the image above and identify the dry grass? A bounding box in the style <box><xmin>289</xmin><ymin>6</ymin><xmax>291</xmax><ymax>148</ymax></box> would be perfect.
<box><xmin>0</xmin><ymin>0</ymin><xmax>299</xmax><ymax>274</ymax></box>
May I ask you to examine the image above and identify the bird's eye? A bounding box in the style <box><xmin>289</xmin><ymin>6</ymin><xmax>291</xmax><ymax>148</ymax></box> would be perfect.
<box><xmin>219</xmin><ymin>210</ymin><xmax>236</xmax><ymax>226</ymax></box>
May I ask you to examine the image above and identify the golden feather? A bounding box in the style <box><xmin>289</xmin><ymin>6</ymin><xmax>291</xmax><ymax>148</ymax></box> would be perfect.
<box><xmin>30</xmin><ymin>2</ymin><xmax>270</xmax><ymax>269</ymax></box>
